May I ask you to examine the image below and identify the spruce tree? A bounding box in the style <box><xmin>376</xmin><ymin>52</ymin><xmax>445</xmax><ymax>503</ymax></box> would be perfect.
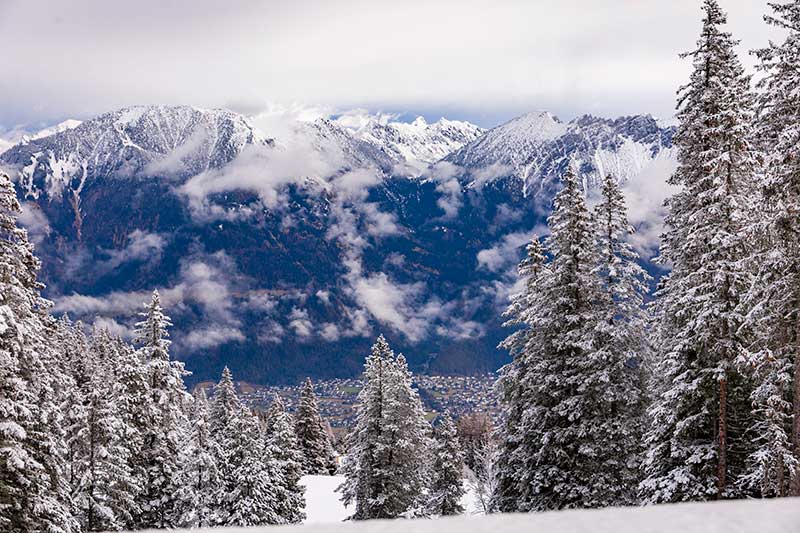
<box><xmin>428</xmin><ymin>414</ymin><xmax>465</xmax><ymax>516</ymax></box>
<box><xmin>498</xmin><ymin>167</ymin><xmax>643</xmax><ymax>511</ymax></box>
<box><xmin>0</xmin><ymin>172</ymin><xmax>76</xmax><ymax>532</ymax></box>
<box><xmin>641</xmin><ymin>0</ymin><xmax>757</xmax><ymax>503</ymax></box>
<box><xmin>295</xmin><ymin>378</ymin><xmax>337</xmax><ymax>475</ymax></box>
<box><xmin>744</xmin><ymin>0</ymin><xmax>800</xmax><ymax>496</ymax></box>
<box><xmin>132</xmin><ymin>290</ymin><xmax>190</xmax><ymax>529</ymax></box>
<box><xmin>222</xmin><ymin>406</ymin><xmax>281</xmax><ymax>527</ymax></box>
<box><xmin>176</xmin><ymin>389</ymin><xmax>224</xmax><ymax>528</ymax></box>
<box><xmin>338</xmin><ymin>336</ymin><xmax>432</xmax><ymax>519</ymax></box>
<box><xmin>264</xmin><ymin>395</ymin><xmax>305</xmax><ymax>524</ymax></box>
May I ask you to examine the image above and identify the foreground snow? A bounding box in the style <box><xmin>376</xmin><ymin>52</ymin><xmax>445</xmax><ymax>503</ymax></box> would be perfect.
<box><xmin>149</xmin><ymin>497</ymin><xmax>799</xmax><ymax>532</ymax></box>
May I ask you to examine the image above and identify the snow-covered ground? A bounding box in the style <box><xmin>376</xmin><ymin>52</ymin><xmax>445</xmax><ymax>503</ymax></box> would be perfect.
<box><xmin>301</xmin><ymin>475</ymin><xmax>484</xmax><ymax>525</ymax></box>
<box><xmin>158</xmin><ymin>496</ymin><xmax>799</xmax><ymax>532</ymax></box>
<box><xmin>302</xmin><ymin>476</ymin><xmax>349</xmax><ymax>524</ymax></box>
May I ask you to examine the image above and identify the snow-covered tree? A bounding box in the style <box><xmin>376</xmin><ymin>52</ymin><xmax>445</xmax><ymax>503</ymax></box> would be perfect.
<box><xmin>588</xmin><ymin>172</ymin><xmax>651</xmax><ymax>501</ymax></box>
<box><xmin>132</xmin><ymin>290</ymin><xmax>190</xmax><ymax>529</ymax></box>
<box><xmin>0</xmin><ymin>172</ymin><xmax>76</xmax><ymax>532</ymax></box>
<box><xmin>222</xmin><ymin>406</ymin><xmax>281</xmax><ymax>527</ymax></box>
<box><xmin>499</xmin><ymin>164</ymin><xmax>647</xmax><ymax>511</ymax></box>
<box><xmin>742</xmin><ymin>0</ymin><xmax>800</xmax><ymax>497</ymax></box>
<box><xmin>641</xmin><ymin>0</ymin><xmax>758</xmax><ymax>503</ymax></box>
<box><xmin>66</xmin><ymin>331</ymin><xmax>139</xmax><ymax>532</ymax></box>
<box><xmin>428</xmin><ymin>414</ymin><xmax>465</xmax><ymax>516</ymax></box>
<box><xmin>264</xmin><ymin>394</ymin><xmax>305</xmax><ymax>524</ymax></box>
<box><xmin>176</xmin><ymin>389</ymin><xmax>223</xmax><ymax>528</ymax></box>
<box><xmin>295</xmin><ymin>378</ymin><xmax>337</xmax><ymax>475</ymax></box>
<box><xmin>210</xmin><ymin>366</ymin><xmax>241</xmax><ymax>438</ymax></box>
<box><xmin>338</xmin><ymin>336</ymin><xmax>432</xmax><ymax>520</ymax></box>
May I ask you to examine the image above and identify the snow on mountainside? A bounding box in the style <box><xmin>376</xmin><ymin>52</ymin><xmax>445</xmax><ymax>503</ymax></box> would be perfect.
<box><xmin>446</xmin><ymin>111</ymin><xmax>675</xmax><ymax>195</ymax></box>
<box><xmin>341</xmin><ymin>115</ymin><xmax>485</xmax><ymax>174</ymax></box>
<box><xmin>1</xmin><ymin>105</ymin><xmax>269</xmax><ymax>200</ymax></box>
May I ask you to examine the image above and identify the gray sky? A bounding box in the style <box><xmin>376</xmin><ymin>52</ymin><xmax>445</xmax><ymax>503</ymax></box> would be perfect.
<box><xmin>0</xmin><ymin>0</ymin><xmax>783</xmax><ymax>129</ymax></box>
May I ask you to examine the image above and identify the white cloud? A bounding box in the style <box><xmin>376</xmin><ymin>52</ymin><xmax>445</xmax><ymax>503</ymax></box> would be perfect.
<box><xmin>288</xmin><ymin>307</ymin><xmax>313</xmax><ymax>339</ymax></box>
<box><xmin>100</xmin><ymin>230</ymin><xmax>166</xmax><ymax>270</ymax></box>
<box><xmin>182</xmin><ymin>326</ymin><xmax>245</xmax><ymax>351</ymax></box>
<box><xmin>620</xmin><ymin>153</ymin><xmax>679</xmax><ymax>258</ymax></box>
<box><xmin>0</xmin><ymin>1</ymin><xmax>782</xmax><ymax>127</ymax></box>
<box><xmin>477</xmin><ymin>230</ymin><xmax>542</xmax><ymax>273</ymax></box>
<box><xmin>17</xmin><ymin>202</ymin><xmax>52</xmax><ymax>245</ymax></box>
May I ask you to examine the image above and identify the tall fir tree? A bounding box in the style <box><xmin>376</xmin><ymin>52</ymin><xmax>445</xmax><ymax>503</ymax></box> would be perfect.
<box><xmin>222</xmin><ymin>406</ymin><xmax>281</xmax><ymax>527</ymax></box>
<box><xmin>0</xmin><ymin>172</ymin><xmax>76</xmax><ymax>533</ymax></box>
<box><xmin>132</xmin><ymin>290</ymin><xmax>190</xmax><ymax>529</ymax></box>
<box><xmin>175</xmin><ymin>389</ymin><xmax>224</xmax><ymax>528</ymax></box>
<box><xmin>295</xmin><ymin>378</ymin><xmax>337</xmax><ymax>475</ymax></box>
<box><xmin>743</xmin><ymin>0</ymin><xmax>800</xmax><ymax>497</ymax></box>
<box><xmin>641</xmin><ymin>0</ymin><xmax>758</xmax><ymax>503</ymax></box>
<box><xmin>588</xmin><ymin>173</ymin><xmax>651</xmax><ymax>503</ymax></box>
<box><xmin>338</xmin><ymin>336</ymin><xmax>432</xmax><ymax>520</ymax></box>
<box><xmin>498</xmin><ymin>167</ymin><xmax>644</xmax><ymax>511</ymax></box>
<box><xmin>264</xmin><ymin>395</ymin><xmax>305</xmax><ymax>524</ymax></box>
<box><xmin>428</xmin><ymin>414</ymin><xmax>465</xmax><ymax>516</ymax></box>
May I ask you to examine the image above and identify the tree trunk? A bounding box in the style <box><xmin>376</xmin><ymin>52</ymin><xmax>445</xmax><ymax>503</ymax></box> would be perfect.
<box><xmin>718</xmin><ymin>375</ymin><xmax>728</xmax><ymax>498</ymax></box>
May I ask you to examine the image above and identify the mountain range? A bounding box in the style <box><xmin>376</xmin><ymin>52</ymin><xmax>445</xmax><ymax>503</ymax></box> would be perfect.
<box><xmin>0</xmin><ymin>105</ymin><xmax>676</xmax><ymax>385</ymax></box>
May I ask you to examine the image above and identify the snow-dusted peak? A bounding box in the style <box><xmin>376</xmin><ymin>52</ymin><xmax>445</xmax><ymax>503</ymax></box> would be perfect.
<box><xmin>339</xmin><ymin>114</ymin><xmax>484</xmax><ymax>174</ymax></box>
<box><xmin>24</xmin><ymin>119</ymin><xmax>83</xmax><ymax>142</ymax></box>
<box><xmin>446</xmin><ymin>111</ymin><xmax>676</xmax><ymax>195</ymax></box>
<box><xmin>1</xmin><ymin>104</ymin><xmax>270</xmax><ymax>200</ymax></box>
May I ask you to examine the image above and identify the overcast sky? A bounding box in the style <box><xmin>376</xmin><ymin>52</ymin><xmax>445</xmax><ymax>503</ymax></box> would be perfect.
<box><xmin>0</xmin><ymin>0</ymin><xmax>784</xmax><ymax>129</ymax></box>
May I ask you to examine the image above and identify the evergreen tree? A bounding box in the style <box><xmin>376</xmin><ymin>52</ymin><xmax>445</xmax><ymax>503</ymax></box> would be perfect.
<box><xmin>132</xmin><ymin>290</ymin><xmax>190</xmax><ymax>529</ymax></box>
<box><xmin>264</xmin><ymin>395</ymin><xmax>305</xmax><ymax>524</ymax></box>
<box><xmin>641</xmin><ymin>0</ymin><xmax>757</xmax><ymax>503</ymax></box>
<box><xmin>67</xmin><ymin>333</ymin><xmax>138</xmax><ymax>532</ymax></box>
<box><xmin>338</xmin><ymin>336</ymin><xmax>432</xmax><ymax>519</ymax></box>
<box><xmin>498</xmin><ymin>166</ymin><xmax>643</xmax><ymax>511</ymax></box>
<box><xmin>428</xmin><ymin>414</ymin><xmax>465</xmax><ymax>516</ymax></box>
<box><xmin>588</xmin><ymin>173</ymin><xmax>651</xmax><ymax>502</ymax></box>
<box><xmin>493</xmin><ymin>236</ymin><xmax>547</xmax><ymax>513</ymax></box>
<box><xmin>295</xmin><ymin>378</ymin><xmax>337</xmax><ymax>475</ymax></box>
<box><xmin>223</xmin><ymin>406</ymin><xmax>281</xmax><ymax>527</ymax></box>
<box><xmin>744</xmin><ymin>0</ymin><xmax>800</xmax><ymax>496</ymax></box>
<box><xmin>210</xmin><ymin>366</ymin><xmax>241</xmax><ymax>438</ymax></box>
<box><xmin>0</xmin><ymin>172</ymin><xmax>76</xmax><ymax>532</ymax></box>
<box><xmin>176</xmin><ymin>389</ymin><xmax>224</xmax><ymax>528</ymax></box>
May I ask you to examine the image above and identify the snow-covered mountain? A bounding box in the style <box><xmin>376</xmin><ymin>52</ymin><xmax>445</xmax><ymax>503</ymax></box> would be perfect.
<box><xmin>340</xmin><ymin>115</ymin><xmax>485</xmax><ymax>173</ymax></box>
<box><xmin>0</xmin><ymin>104</ymin><xmax>676</xmax><ymax>386</ymax></box>
<box><xmin>2</xmin><ymin>105</ymin><xmax>269</xmax><ymax>200</ymax></box>
<box><xmin>446</xmin><ymin>111</ymin><xmax>675</xmax><ymax>195</ymax></box>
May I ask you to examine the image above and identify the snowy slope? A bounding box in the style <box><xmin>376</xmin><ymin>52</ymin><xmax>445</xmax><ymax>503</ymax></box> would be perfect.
<box><xmin>163</xmin><ymin>498</ymin><xmax>799</xmax><ymax>533</ymax></box>
<box><xmin>446</xmin><ymin>112</ymin><xmax>675</xmax><ymax>195</ymax></box>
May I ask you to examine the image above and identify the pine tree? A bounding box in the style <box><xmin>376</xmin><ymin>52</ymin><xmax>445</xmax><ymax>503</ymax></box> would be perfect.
<box><xmin>67</xmin><ymin>332</ymin><xmax>138</xmax><ymax>532</ymax></box>
<box><xmin>498</xmin><ymin>166</ymin><xmax>643</xmax><ymax>511</ymax></box>
<box><xmin>338</xmin><ymin>336</ymin><xmax>432</xmax><ymax>520</ymax></box>
<box><xmin>222</xmin><ymin>406</ymin><xmax>281</xmax><ymax>527</ymax></box>
<box><xmin>176</xmin><ymin>389</ymin><xmax>224</xmax><ymax>528</ymax></box>
<box><xmin>264</xmin><ymin>395</ymin><xmax>305</xmax><ymax>524</ymax></box>
<box><xmin>493</xmin><ymin>236</ymin><xmax>547</xmax><ymax>513</ymax></box>
<box><xmin>210</xmin><ymin>366</ymin><xmax>241</xmax><ymax>438</ymax></box>
<box><xmin>295</xmin><ymin>378</ymin><xmax>337</xmax><ymax>475</ymax></box>
<box><xmin>0</xmin><ymin>172</ymin><xmax>76</xmax><ymax>532</ymax></box>
<box><xmin>641</xmin><ymin>0</ymin><xmax>757</xmax><ymax>503</ymax></box>
<box><xmin>744</xmin><ymin>0</ymin><xmax>800</xmax><ymax>496</ymax></box>
<box><xmin>428</xmin><ymin>414</ymin><xmax>465</xmax><ymax>516</ymax></box>
<box><xmin>588</xmin><ymin>173</ymin><xmax>651</xmax><ymax>503</ymax></box>
<box><xmin>132</xmin><ymin>290</ymin><xmax>190</xmax><ymax>529</ymax></box>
